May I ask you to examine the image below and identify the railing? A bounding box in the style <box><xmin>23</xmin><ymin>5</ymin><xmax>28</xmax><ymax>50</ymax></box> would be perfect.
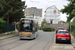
<box><xmin>0</xmin><ymin>23</ymin><xmax>6</xmax><ymax>33</ymax></box>
<box><xmin>0</xmin><ymin>23</ymin><xmax>15</xmax><ymax>33</ymax></box>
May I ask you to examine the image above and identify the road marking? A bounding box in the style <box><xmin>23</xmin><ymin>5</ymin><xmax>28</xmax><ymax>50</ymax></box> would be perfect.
<box><xmin>52</xmin><ymin>45</ymin><xmax>73</xmax><ymax>50</ymax></box>
<box><xmin>64</xmin><ymin>46</ymin><xmax>73</xmax><ymax>49</ymax></box>
<box><xmin>50</xmin><ymin>32</ymin><xmax>73</xmax><ymax>50</ymax></box>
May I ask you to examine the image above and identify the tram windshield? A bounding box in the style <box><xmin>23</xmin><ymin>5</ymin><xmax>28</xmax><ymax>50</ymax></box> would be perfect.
<box><xmin>20</xmin><ymin>19</ymin><xmax>33</xmax><ymax>32</ymax></box>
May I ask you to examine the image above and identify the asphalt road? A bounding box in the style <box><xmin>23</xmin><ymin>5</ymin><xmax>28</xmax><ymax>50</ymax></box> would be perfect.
<box><xmin>0</xmin><ymin>30</ymin><xmax>73</xmax><ymax>50</ymax></box>
<box><xmin>0</xmin><ymin>31</ymin><xmax>54</xmax><ymax>50</ymax></box>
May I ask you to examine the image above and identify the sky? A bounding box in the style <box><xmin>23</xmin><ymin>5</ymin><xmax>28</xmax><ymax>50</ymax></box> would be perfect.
<box><xmin>22</xmin><ymin>0</ymin><xmax>69</xmax><ymax>22</ymax></box>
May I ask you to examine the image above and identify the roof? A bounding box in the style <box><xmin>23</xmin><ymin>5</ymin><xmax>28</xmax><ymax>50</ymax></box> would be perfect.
<box><xmin>21</xmin><ymin>18</ymin><xmax>32</xmax><ymax>20</ymax></box>
<box><xmin>45</xmin><ymin>5</ymin><xmax>60</xmax><ymax>13</ymax></box>
<box><xmin>20</xmin><ymin>18</ymin><xmax>38</xmax><ymax>23</ymax></box>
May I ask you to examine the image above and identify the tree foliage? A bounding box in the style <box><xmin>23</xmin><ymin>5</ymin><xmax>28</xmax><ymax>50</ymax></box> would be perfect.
<box><xmin>0</xmin><ymin>0</ymin><xmax>26</xmax><ymax>24</ymax></box>
<box><xmin>0</xmin><ymin>18</ymin><xmax>6</xmax><ymax>33</ymax></box>
<box><xmin>60</xmin><ymin>0</ymin><xmax>75</xmax><ymax>22</ymax></box>
<box><xmin>0</xmin><ymin>3</ymin><xmax>3</xmax><ymax>11</ymax></box>
<box><xmin>41</xmin><ymin>21</ymin><xmax>46</xmax><ymax>27</ymax></box>
<box><xmin>72</xmin><ymin>17</ymin><xmax>75</xmax><ymax>22</ymax></box>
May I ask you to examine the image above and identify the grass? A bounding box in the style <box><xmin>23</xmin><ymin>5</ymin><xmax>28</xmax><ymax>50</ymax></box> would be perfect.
<box><xmin>0</xmin><ymin>31</ymin><xmax>17</xmax><ymax>37</ymax></box>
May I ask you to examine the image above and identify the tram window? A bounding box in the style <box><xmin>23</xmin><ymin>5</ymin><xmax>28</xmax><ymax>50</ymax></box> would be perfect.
<box><xmin>20</xmin><ymin>23</ymin><xmax>32</xmax><ymax>32</ymax></box>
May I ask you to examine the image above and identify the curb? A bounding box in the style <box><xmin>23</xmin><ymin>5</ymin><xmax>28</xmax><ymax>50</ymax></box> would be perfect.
<box><xmin>71</xmin><ymin>40</ymin><xmax>75</xmax><ymax>48</ymax></box>
<box><xmin>0</xmin><ymin>33</ymin><xmax>18</xmax><ymax>40</ymax></box>
<box><xmin>71</xmin><ymin>34</ymin><xmax>75</xmax><ymax>49</ymax></box>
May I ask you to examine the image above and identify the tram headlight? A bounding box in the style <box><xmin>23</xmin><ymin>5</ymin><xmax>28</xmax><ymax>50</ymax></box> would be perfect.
<box><xmin>19</xmin><ymin>33</ymin><xmax>21</xmax><ymax>34</ymax></box>
<box><xmin>31</xmin><ymin>33</ymin><xmax>32</xmax><ymax>34</ymax></box>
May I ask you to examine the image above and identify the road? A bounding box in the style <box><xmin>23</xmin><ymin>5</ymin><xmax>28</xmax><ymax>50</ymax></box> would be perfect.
<box><xmin>0</xmin><ymin>30</ymin><xmax>74</xmax><ymax>50</ymax></box>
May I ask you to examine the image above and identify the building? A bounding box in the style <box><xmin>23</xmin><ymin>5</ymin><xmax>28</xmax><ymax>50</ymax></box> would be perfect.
<box><xmin>25</xmin><ymin>16</ymin><xmax>42</xmax><ymax>26</ymax></box>
<box><xmin>24</xmin><ymin>7</ymin><xmax>42</xmax><ymax>17</ymax></box>
<box><xmin>45</xmin><ymin>5</ymin><xmax>60</xmax><ymax>24</ymax></box>
<box><xmin>34</xmin><ymin>16</ymin><xmax>42</xmax><ymax>26</ymax></box>
<box><xmin>24</xmin><ymin>7</ymin><xmax>42</xmax><ymax>26</ymax></box>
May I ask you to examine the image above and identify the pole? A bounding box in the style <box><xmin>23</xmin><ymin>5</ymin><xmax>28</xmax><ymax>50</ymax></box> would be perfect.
<box><xmin>69</xmin><ymin>21</ymin><xmax>71</xmax><ymax>33</ymax></box>
<box><xmin>33</xmin><ymin>14</ymin><xmax>34</xmax><ymax>19</ymax></box>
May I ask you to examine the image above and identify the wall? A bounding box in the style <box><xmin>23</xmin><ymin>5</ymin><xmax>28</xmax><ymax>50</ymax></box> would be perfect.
<box><xmin>50</xmin><ymin>23</ymin><xmax>69</xmax><ymax>30</ymax></box>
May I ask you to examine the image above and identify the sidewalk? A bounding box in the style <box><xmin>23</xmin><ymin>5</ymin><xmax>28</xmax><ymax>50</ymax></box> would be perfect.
<box><xmin>71</xmin><ymin>34</ymin><xmax>75</xmax><ymax>48</ymax></box>
<box><xmin>0</xmin><ymin>30</ymin><xmax>18</xmax><ymax>40</ymax></box>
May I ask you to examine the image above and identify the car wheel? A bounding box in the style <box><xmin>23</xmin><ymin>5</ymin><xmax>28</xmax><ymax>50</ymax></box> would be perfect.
<box><xmin>56</xmin><ymin>39</ymin><xmax>58</xmax><ymax>43</ymax></box>
<box><xmin>68</xmin><ymin>40</ymin><xmax>71</xmax><ymax>44</ymax></box>
<box><xmin>20</xmin><ymin>37</ymin><xmax>22</xmax><ymax>40</ymax></box>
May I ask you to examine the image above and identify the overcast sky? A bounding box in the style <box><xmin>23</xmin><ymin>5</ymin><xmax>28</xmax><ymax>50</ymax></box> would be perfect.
<box><xmin>22</xmin><ymin>0</ymin><xmax>69</xmax><ymax>22</ymax></box>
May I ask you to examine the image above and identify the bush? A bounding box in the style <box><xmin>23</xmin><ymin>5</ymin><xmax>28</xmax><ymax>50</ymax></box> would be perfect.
<box><xmin>0</xmin><ymin>18</ymin><xmax>6</xmax><ymax>33</ymax></box>
<box><xmin>72</xmin><ymin>31</ymin><xmax>75</xmax><ymax>37</ymax></box>
<box><xmin>43</xmin><ymin>25</ymin><xmax>55</xmax><ymax>32</ymax></box>
<box><xmin>38</xmin><ymin>26</ymin><xmax>41</xmax><ymax>30</ymax></box>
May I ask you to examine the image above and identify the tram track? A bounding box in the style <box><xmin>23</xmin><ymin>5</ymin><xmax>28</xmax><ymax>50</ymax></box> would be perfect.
<box><xmin>1</xmin><ymin>32</ymin><xmax>44</xmax><ymax>50</ymax></box>
<box><xmin>27</xmin><ymin>32</ymin><xmax>54</xmax><ymax>50</ymax></box>
<box><xmin>3</xmin><ymin>41</ymin><xmax>29</xmax><ymax>50</ymax></box>
<box><xmin>43</xmin><ymin>33</ymin><xmax>54</xmax><ymax>50</ymax></box>
<box><xmin>0</xmin><ymin>36</ymin><xmax>30</xmax><ymax>50</ymax></box>
<box><xmin>0</xmin><ymin>37</ymin><xmax>18</xmax><ymax>45</ymax></box>
<box><xmin>0</xmin><ymin>31</ymin><xmax>55</xmax><ymax>50</ymax></box>
<box><xmin>0</xmin><ymin>38</ymin><xmax>19</xmax><ymax>47</ymax></box>
<box><xmin>27</xmin><ymin>34</ymin><xmax>44</xmax><ymax>50</ymax></box>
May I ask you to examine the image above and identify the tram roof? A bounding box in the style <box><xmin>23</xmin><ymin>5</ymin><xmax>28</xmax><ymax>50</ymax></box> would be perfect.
<box><xmin>21</xmin><ymin>18</ymin><xmax>38</xmax><ymax>22</ymax></box>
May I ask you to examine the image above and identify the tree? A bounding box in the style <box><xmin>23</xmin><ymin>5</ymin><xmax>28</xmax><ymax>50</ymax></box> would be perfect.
<box><xmin>0</xmin><ymin>0</ymin><xmax>26</xmax><ymax>24</ymax></box>
<box><xmin>60</xmin><ymin>0</ymin><xmax>75</xmax><ymax>22</ymax></box>
<box><xmin>0</xmin><ymin>18</ymin><xmax>6</xmax><ymax>33</ymax></box>
<box><xmin>0</xmin><ymin>3</ymin><xmax>3</xmax><ymax>11</ymax></box>
<box><xmin>72</xmin><ymin>17</ymin><xmax>75</xmax><ymax>22</ymax></box>
<box><xmin>41</xmin><ymin>21</ymin><xmax>46</xmax><ymax>27</ymax></box>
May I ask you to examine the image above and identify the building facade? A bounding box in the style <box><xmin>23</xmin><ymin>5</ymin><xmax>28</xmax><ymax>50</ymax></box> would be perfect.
<box><xmin>25</xmin><ymin>7</ymin><xmax>42</xmax><ymax>17</ymax></box>
<box><xmin>45</xmin><ymin>5</ymin><xmax>60</xmax><ymax>24</ymax></box>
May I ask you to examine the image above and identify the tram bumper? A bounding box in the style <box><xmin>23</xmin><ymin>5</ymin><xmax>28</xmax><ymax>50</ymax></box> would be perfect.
<box><xmin>19</xmin><ymin>34</ymin><xmax>35</xmax><ymax>39</ymax></box>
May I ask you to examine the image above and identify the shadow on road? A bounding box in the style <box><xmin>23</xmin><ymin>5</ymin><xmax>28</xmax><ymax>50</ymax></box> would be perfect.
<box><xmin>56</xmin><ymin>41</ymin><xmax>71</xmax><ymax>44</ymax></box>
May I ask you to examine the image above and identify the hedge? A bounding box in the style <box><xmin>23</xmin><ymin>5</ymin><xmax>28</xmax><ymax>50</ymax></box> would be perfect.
<box><xmin>43</xmin><ymin>25</ymin><xmax>55</xmax><ymax>32</ymax></box>
<box><xmin>0</xmin><ymin>18</ymin><xmax>6</xmax><ymax>33</ymax></box>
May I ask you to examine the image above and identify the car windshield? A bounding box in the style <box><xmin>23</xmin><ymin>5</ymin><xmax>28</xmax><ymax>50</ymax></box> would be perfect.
<box><xmin>59</xmin><ymin>31</ymin><xmax>69</xmax><ymax>34</ymax></box>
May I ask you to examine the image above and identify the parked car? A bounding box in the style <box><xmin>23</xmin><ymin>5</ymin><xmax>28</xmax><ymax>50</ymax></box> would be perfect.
<box><xmin>56</xmin><ymin>30</ymin><xmax>71</xmax><ymax>43</ymax></box>
<box><xmin>56</xmin><ymin>27</ymin><xmax>64</xmax><ymax>34</ymax></box>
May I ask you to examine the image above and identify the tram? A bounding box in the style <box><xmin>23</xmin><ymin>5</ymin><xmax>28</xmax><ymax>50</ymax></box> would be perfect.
<box><xmin>18</xmin><ymin>18</ymin><xmax>38</xmax><ymax>39</ymax></box>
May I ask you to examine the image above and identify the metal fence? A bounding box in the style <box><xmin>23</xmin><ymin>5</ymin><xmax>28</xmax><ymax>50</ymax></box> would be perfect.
<box><xmin>6</xmin><ymin>24</ymin><xmax>15</xmax><ymax>32</ymax></box>
<box><xmin>71</xmin><ymin>25</ymin><xmax>75</xmax><ymax>32</ymax></box>
<box><xmin>68</xmin><ymin>25</ymin><xmax>75</xmax><ymax>32</ymax></box>
<box><xmin>0</xmin><ymin>23</ymin><xmax>6</xmax><ymax>33</ymax></box>
<box><xmin>0</xmin><ymin>23</ymin><xmax>15</xmax><ymax>33</ymax></box>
